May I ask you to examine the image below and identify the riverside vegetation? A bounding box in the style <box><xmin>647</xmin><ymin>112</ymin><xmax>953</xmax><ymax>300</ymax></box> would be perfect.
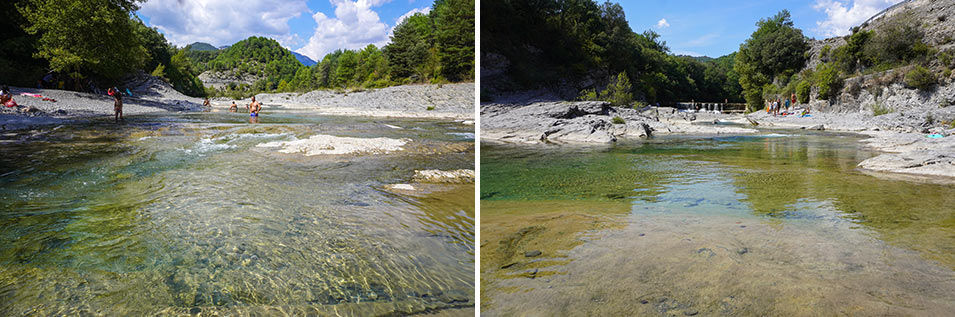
<box><xmin>1</xmin><ymin>0</ymin><xmax>474</xmax><ymax>99</ymax></box>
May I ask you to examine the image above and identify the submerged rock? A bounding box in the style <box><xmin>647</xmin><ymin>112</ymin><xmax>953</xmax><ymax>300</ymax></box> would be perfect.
<box><xmin>257</xmin><ymin>134</ymin><xmax>409</xmax><ymax>155</ymax></box>
<box><xmin>386</xmin><ymin>184</ymin><xmax>416</xmax><ymax>191</ymax></box>
<box><xmin>412</xmin><ymin>169</ymin><xmax>475</xmax><ymax>183</ymax></box>
<box><xmin>524</xmin><ymin>250</ymin><xmax>542</xmax><ymax>257</ymax></box>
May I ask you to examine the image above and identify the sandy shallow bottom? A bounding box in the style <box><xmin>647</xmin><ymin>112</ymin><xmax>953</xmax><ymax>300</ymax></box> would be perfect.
<box><xmin>481</xmin><ymin>200</ymin><xmax>955</xmax><ymax>316</ymax></box>
<box><xmin>480</xmin><ymin>133</ymin><xmax>955</xmax><ymax>316</ymax></box>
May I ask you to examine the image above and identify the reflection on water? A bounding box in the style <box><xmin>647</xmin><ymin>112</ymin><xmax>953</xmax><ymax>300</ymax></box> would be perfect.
<box><xmin>0</xmin><ymin>111</ymin><xmax>474</xmax><ymax>315</ymax></box>
<box><xmin>481</xmin><ymin>131</ymin><xmax>955</xmax><ymax>315</ymax></box>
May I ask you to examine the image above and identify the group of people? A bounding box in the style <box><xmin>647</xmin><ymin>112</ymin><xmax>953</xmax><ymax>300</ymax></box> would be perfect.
<box><xmin>766</xmin><ymin>93</ymin><xmax>798</xmax><ymax>116</ymax></box>
<box><xmin>206</xmin><ymin>96</ymin><xmax>262</xmax><ymax>122</ymax></box>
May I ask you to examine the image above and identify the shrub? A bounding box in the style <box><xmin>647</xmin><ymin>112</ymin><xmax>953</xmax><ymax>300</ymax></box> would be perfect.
<box><xmin>814</xmin><ymin>63</ymin><xmax>843</xmax><ymax>100</ymax></box>
<box><xmin>612</xmin><ymin>116</ymin><xmax>625</xmax><ymax>124</ymax></box>
<box><xmin>872</xmin><ymin>102</ymin><xmax>893</xmax><ymax>116</ymax></box>
<box><xmin>904</xmin><ymin>65</ymin><xmax>936</xmax><ymax>90</ymax></box>
<box><xmin>863</xmin><ymin>14</ymin><xmax>927</xmax><ymax>66</ymax></box>
<box><xmin>576</xmin><ymin>72</ymin><xmax>633</xmax><ymax>107</ymax></box>
<box><xmin>941</xmin><ymin>51</ymin><xmax>953</xmax><ymax>67</ymax></box>
<box><xmin>796</xmin><ymin>80</ymin><xmax>811</xmax><ymax>103</ymax></box>
<box><xmin>577</xmin><ymin>88</ymin><xmax>598</xmax><ymax>101</ymax></box>
<box><xmin>605</xmin><ymin>72</ymin><xmax>633</xmax><ymax>107</ymax></box>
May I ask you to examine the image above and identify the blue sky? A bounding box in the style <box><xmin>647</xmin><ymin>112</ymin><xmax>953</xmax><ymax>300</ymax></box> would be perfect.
<box><xmin>626</xmin><ymin>0</ymin><xmax>902</xmax><ymax>57</ymax></box>
<box><xmin>135</xmin><ymin>0</ymin><xmax>902</xmax><ymax>61</ymax></box>
<box><xmin>136</xmin><ymin>0</ymin><xmax>433</xmax><ymax>61</ymax></box>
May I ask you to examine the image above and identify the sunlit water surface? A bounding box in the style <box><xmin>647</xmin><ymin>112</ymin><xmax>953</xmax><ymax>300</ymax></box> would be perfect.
<box><xmin>0</xmin><ymin>109</ymin><xmax>474</xmax><ymax>315</ymax></box>
<box><xmin>481</xmin><ymin>131</ymin><xmax>955</xmax><ymax>316</ymax></box>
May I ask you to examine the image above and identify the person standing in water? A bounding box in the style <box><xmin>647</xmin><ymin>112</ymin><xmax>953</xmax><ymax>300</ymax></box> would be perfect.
<box><xmin>230</xmin><ymin>101</ymin><xmax>238</xmax><ymax>112</ymax></box>
<box><xmin>203</xmin><ymin>98</ymin><xmax>211</xmax><ymax>111</ymax></box>
<box><xmin>249</xmin><ymin>96</ymin><xmax>261</xmax><ymax>118</ymax></box>
<box><xmin>107</xmin><ymin>87</ymin><xmax>123</xmax><ymax>122</ymax></box>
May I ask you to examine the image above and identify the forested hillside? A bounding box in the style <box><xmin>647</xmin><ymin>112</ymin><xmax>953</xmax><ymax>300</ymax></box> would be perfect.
<box><xmin>1</xmin><ymin>0</ymin><xmax>474</xmax><ymax>99</ymax></box>
<box><xmin>481</xmin><ymin>0</ymin><xmax>742</xmax><ymax>104</ymax></box>
<box><xmin>200</xmin><ymin>0</ymin><xmax>474</xmax><ymax>98</ymax></box>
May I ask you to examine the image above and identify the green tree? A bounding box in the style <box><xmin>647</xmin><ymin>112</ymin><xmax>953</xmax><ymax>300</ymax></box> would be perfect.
<box><xmin>19</xmin><ymin>0</ymin><xmax>148</xmax><ymax>80</ymax></box>
<box><xmin>734</xmin><ymin>10</ymin><xmax>809</xmax><ymax>110</ymax></box>
<box><xmin>434</xmin><ymin>0</ymin><xmax>474</xmax><ymax>81</ymax></box>
<box><xmin>814</xmin><ymin>62</ymin><xmax>842</xmax><ymax>100</ymax></box>
<box><xmin>385</xmin><ymin>13</ymin><xmax>435</xmax><ymax>80</ymax></box>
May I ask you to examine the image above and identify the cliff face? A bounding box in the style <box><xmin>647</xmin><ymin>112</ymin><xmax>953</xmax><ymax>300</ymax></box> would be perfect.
<box><xmin>803</xmin><ymin>0</ymin><xmax>955</xmax><ymax>128</ymax></box>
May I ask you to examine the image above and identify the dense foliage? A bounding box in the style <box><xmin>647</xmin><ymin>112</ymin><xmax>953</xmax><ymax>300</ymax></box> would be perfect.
<box><xmin>482</xmin><ymin>0</ymin><xmax>743</xmax><ymax>104</ymax></box>
<box><xmin>2</xmin><ymin>0</ymin><xmax>205</xmax><ymax>96</ymax></box>
<box><xmin>3</xmin><ymin>0</ymin><xmax>474</xmax><ymax>99</ymax></box>
<box><xmin>905</xmin><ymin>65</ymin><xmax>936</xmax><ymax>90</ymax></box>
<box><xmin>734</xmin><ymin>10</ymin><xmax>809</xmax><ymax>110</ymax></box>
<box><xmin>206</xmin><ymin>0</ymin><xmax>473</xmax><ymax>98</ymax></box>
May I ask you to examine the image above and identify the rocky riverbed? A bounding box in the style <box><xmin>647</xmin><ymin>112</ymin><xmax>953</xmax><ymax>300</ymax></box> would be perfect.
<box><xmin>481</xmin><ymin>100</ymin><xmax>955</xmax><ymax>179</ymax></box>
<box><xmin>225</xmin><ymin>83</ymin><xmax>474</xmax><ymax>120</ymax></box>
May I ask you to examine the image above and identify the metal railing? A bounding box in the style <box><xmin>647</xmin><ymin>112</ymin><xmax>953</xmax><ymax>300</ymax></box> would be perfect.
<box><xmin>856</xmin><ymin>0</ymin><xmax>913</xmax><ymax>31</ymax></box>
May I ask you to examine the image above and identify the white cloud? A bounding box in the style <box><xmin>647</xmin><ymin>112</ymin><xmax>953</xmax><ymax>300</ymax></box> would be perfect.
<box><xmin>138</xmin><ymin>0</ymin><xmax>308</xmax><ymax>48</ymax></box>
<box><xmin>656</xmin><ymin>18</ymin><xmax>670</xmax><ymax>28</ymax></box>
<box><xmin>813</xmin><ymin>0</ymin><xmax>903</xmax><ymax>37</ymax></box>
<box><xmin>298</xmin><ymin>0</ymin><xmax>426</xmax><ymax>61</ymax></box>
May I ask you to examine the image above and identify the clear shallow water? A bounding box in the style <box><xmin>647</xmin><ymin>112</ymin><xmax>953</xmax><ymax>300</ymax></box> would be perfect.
<box><xmin>0</xmin><ymin>110</ymin><xmax>474</xmax><ymax>315</ymax></box>
<box><xmin>481</xmin><ymin>131</ymin><xmax>955</xmax><ymax>315</ymax></box>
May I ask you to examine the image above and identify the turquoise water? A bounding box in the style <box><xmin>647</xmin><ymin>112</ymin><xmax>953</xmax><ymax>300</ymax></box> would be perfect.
<box><xmin>0</xmin><ymin>110</ymin><xmax>474</xmax><ymax>315</ymax></box>
<box><xmin>481</xmin><ymin>131</ymin><xmax>955</xmax><ymax>315</ymax></box>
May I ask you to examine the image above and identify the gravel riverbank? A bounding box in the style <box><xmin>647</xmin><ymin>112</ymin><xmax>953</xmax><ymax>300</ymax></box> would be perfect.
<box><xmin>1</xmin><ymin>77</ymin><xmax>204</xmax><ymax>130</ymax></box>
<box><xmin>223</xmin><ymin>83</ymin><xmax>474</xmax><ymax>120</ymax></box>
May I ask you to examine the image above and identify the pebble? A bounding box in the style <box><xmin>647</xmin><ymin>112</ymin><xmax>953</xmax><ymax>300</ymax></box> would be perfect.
<box><xmin>640</xmin><ymin>300</ymin><xmax>649</xmax><ymax>304</ymax></box>
<box><xmin>524</xmin><ymin>250</ymin><xmax>542</xmax><ymax>257</ymax></box>
<box><xmin>738</xmin><ymin>248</ymin><xmax>749</xmax><ymax>255</ymax></box>
<box><xmin>189</xmin><ymin>307</ymin><xmax>201</xmax><ymax>315</ymax></box>
<box><xmin>684</xmin><ymin>310</ymin><xmax>699</xmax><ymax>316</ymax></box>
<box><xmin>639</xmin><ymin>233</ymin><xmax>646</xmax><ymax>237</ymax></box>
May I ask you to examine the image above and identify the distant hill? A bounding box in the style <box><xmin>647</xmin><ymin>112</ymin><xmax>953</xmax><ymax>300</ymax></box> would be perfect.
<box><xmin>199</xmin><ymin>37</ymin><xmax>301</xmax><ymax>90</ymax></box>
<box><xmin>218</xmin><ymin>45</ymin><xmax>231</xmax><ymax>50</ymax></box>
<box><xmin>291</xmin><ymin>51</ymin><xmax>316</xmax><ymax>66</ymax></box>
<box><xmin>185</xmin><ymin>42</ymin><xmax>218</xmax><ymax>51</ymax></box>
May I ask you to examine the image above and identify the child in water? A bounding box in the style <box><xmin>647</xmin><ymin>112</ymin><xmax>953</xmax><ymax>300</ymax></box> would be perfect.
<box><xmin>230</xmin><ymin>101</ymin><xmax>238</xmax><ymax>112</ymax></box>
<box><xmin>107</xmin><ymin>87</ymin><xmax>123</xmax><ymax>122</ymax></box>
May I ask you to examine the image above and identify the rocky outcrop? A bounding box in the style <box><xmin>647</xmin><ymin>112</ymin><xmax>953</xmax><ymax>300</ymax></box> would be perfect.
<box><xmin>858</xmin><ymin>132</ymin><xmax>955</xmax><ymax>178</ymax></box>
<box><xmin>481</xmin><ymin>101</ymin><xmax>636</xmax><ymax>143</ymax></box>
<box><xmin>801</xmin><ymin>0</ymin><xmax>955</xmax><ymax>128</ymax></box>
<box><xmin>198</xmin><ymin>71</ymin><xmax>265</xmax><ymax>90</ymax></box>
<box><xmin>481</xmin><ymin>101</ymin><xmax>758</xmax><ymax>144</ymax></box>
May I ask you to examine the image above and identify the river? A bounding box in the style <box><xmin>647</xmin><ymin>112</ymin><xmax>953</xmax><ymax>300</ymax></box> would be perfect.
<box><xmin>0</xmin><ymin>109</ymin><xmax>475</xmax><ymax>315</ymax></box>
<box><xmin>481</xmin><ymin>130</ymin><xmax>955</xmax><ymax>315</ymax></box>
